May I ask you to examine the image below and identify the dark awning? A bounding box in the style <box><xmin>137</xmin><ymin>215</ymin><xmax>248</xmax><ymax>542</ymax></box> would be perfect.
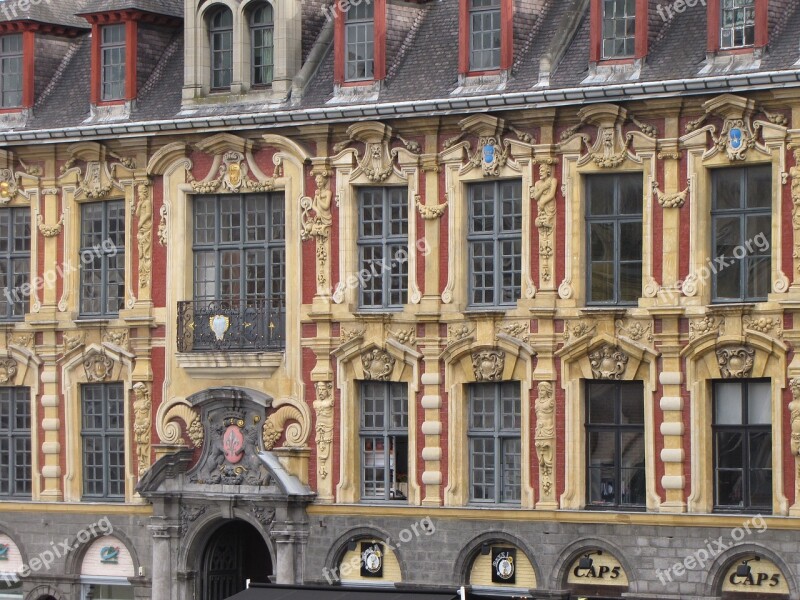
<box><xmin>226</xmin><ymin>584</ymin><xmax>460</xmax><ymax>600</ymax></box>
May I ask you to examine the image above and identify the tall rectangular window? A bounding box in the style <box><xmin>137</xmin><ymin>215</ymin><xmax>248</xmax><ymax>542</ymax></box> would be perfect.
<box><xmin>586</xmin><ymin>173</ymin><xmax>643</xmax><ymax>305</ymax></box>
<box><xmin>714</xmin><ymin>380</ymin><xmax>771</xmax><ymax>512</ymax></box>
<box><xmin>358</xmin><ymin>188</ymin><xmax>408</xmax><ymax>309</ymax></box>
<box><xmin>361</xmin><ymin>382</ymin><xmax>408</xmax><ymax>501</ymax></box>
<box><xmin>721</xmin><ymin>0</ymin><xmax>755</xmax><ymax>48</ymax></box>
<box><xmin>586</xmin><ymin>381</ymin><xmax>645</xmax><ymax>509</ymax></box>
<box><xmin>210</xmin><ymin>8</ymin><xmax>234</xmax><ymax>89</ymax></box>
<box><xmin>80</xmin><ymin>201</ymin><xmax>125</xmax><ymax>317</ymax></box>
<box><xmin>0</xmin><ymin>387</ymin><xmax>30</xmax><ymax>498</ymax></box>
<box><xmin>250</xmin><ymin>3</ymin><xmax>274</xmax><ymax>86</ymax></box>
<box><xmin>0</xmin><ymin>208</ymin><xmax>30</xmax><ymax>320</ymax></box>
<box><xmin>602</xmin><ymin>0</ymin><xmax>636</xmax><ymax>58</ymax></box>
<box><xmin>469</xmin><ymin>382</ymin><xmax>521</xmax><ymax>504</ymax></box>
<box><xmin>0</xmin><ymin>34</ymin><xmax>22</xmax><ymax>108</ymax></box>
<box><xmin>469</xmin><ymin>0</ymin><xmax>501</xmax><ymax>71</ymax></box>
<box><xmin>712</xmin><ymin>166</ymin><xmax>771</xmax><ymax>302</ymax></box>
<box><xmin>345</xmin><ymin>2</ymin><xmax>374</xmax><ymax>81</ymax></box>
<box><xmin>190</xmin><ymin>193</ymin><xmax>285</xmax><ymax>350</ymax></box>
<box><xmin>100</xmin><ymin>24</ymin><xmax>126</xmax><ymax>101</ymax></box>
<box><xmin>82</xmin><ymin>383</ymin><xmax>125</xmax><ymax>500</ymax></box>
<box><xmin>468</xmin><ymin>180</ymin><xmax>522</xmax><ymax>307</ymax></box>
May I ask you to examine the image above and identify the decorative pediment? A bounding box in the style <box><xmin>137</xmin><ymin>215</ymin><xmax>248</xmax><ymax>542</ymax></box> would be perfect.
<box><xmin>559</xmin><ymin>103</ymin><xmax>656</xmax><ymax>168</ymax></box>
<box><xmin>333</xmin><ymin>121</ymin><xmax>419</xmax><ymax>183</ymax></box>
<box><xmin>556</xmin><ymin>332</ymin><xmax>659</xmax><ymax>383</ymax></box>
<box><xmin>440</xmin><ymin>114</ymin><xmax>535</xmax><ymax>177</ymax></box>
<box><xmin>0</xmin><ymin>152</ymin><xmax>40</xmax><ymax>203</ymax></box>
<box><xmin>195</xmin><ymin>133</ymin><xmax>254</xmax><ymax>156</ymax></box>
<box><xmin>187</xmin><ymin>150</ymin><xmax>276</xmax><ymax>194</ymax></box>
<box><xmin>0</xmin><ymin>358</ymin><xmax>17</xmax><ymax>385</ymax></box>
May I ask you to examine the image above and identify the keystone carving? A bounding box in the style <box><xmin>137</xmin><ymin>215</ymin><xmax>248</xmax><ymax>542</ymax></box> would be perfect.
<box><xmin>361</xmin><ymin>349</ymin><xmax>396</xmax><ymax>381</ymax></box>
<box><xmin>472</xmin><ymin>351</ymin><xmax>505</xmax><ymax>381</ymax></box>
<box><xmin>716</xmin><ymin>346</ymin><xmax>755</xmax><ymax>379</ymax></box>
<box><xmin>588</xmin><ymin>345</ymin><xmax>628</xmax><ymax>380</ymax></box>
<box><xmin>0</xmin><ymin>358</ymin><xmax>17</xmax><ymax>385</ymax></box>
<box><xmin>83</xmin><ymin>352</ymin><xmax>114</xmax><ymax>382</ymax></box>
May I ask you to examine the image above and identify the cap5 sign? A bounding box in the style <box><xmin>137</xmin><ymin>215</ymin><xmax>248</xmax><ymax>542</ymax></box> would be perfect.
<box><xmin>567</xmin><ymin>550</ymin><xmax>629</xmax><ymax>587</ymax></box>
<box><xmin>721</xmin><ymin>557</ymin><xmax>789</xmax><ymax>596</ymax></box>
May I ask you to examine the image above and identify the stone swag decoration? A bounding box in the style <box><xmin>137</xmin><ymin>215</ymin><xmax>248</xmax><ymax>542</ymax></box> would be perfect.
<box><xmin>534</xmin><ymin>381</ymin><xmax>555</xmax><ymax>501</ymax></box>
<box><xmin>188</xmin><ymin>151</ymin><xmax>275</xmax><ymax>194</ymax></box>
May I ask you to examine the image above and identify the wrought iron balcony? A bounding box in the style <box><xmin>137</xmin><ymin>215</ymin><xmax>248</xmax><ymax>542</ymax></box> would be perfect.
<box><xmin>177</xmin><ymin>298</ymin><xmax>285</xmax><ymax>352</ymax></box>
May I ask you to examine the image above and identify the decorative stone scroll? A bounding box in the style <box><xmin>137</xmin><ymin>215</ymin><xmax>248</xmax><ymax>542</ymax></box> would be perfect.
<box><xmin>83</xmin><ymin>352</ymin><xmax>113</xmax><ymax>382</ymax></box>
<box><xmin>361</xmin><ymin>349</ymin><xmax>396</xmax><ymax>381</ymax></box>
<box><xmin>0</xmin><ymin>358</ymin><xmax>17</xmax><ymax>385</ymax></box>
<box><xmin>472</xmin><ymin>351</ymin><xmax>505</xmax><ymax>381</ymax></box>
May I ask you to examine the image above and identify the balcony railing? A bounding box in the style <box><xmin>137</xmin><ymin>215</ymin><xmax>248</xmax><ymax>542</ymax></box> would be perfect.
<box><xmin>177</xmin><ymin>298</ymin><xmax>285</xmax><ymax>352</ymax></box>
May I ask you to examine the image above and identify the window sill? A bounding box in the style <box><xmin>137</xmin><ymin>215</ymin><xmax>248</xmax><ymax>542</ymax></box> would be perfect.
<box><xmin>176</xmin><ymin>350</ymin><xmax>284</xmax><ymax>378</ymax></box>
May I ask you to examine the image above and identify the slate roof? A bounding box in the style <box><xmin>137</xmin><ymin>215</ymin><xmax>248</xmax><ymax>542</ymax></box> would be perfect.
<box><xmin>5</xmin><ymin>0</ymin><xmax>800</xmax><ymax>136</ymax></box>
<box><xmin>0</xmin><ymin>0</ymin><xmax>89</xmax><ymax>28</ymax></box>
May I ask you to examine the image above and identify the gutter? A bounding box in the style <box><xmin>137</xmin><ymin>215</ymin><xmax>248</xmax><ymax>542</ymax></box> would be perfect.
<box><xmin>3</xmin><ymin>69</ymin><xmax>800</xmax><ymax>144</ymax></box>
<box><xmin>290</xmin><ymin>17</ymin><xmax>334</xmax><ymax>104</ymax></box>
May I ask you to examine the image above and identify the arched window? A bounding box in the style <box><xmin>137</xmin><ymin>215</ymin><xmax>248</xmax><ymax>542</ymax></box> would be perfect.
<box><xmin>250</xmin><ymin>3</ymin><xmax>274</xmax><ymax>86</ymax></box>
<box><xmin>209</xmin><ymin>7</ymin><xmax>233</xmax><ymax>90</ymax></box>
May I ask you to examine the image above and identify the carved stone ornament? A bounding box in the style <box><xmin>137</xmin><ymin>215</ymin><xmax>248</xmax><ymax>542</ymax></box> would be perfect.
<box><xmin>158</xmin><ymin>204</ymin><xmax>168</xmax><ymax>247</ymax></box>
<box><xmin>700</xmin><ymin>95</ymin><xmax>769</xmax><ymax>162</ymax></box>
<box><xmin>563</xmin><ymin>320</ymin><xmax>596</xmax><ymax>343</ymax></box>
<box><xmin>615</xmin><ymin>319</ymin><xmax>653</xmax><ymax>342</ymax></box>
<box><xmin>716</xmin><ymin>346</ymin><xmax>756</xmax><ymax>379</ymax></box>
<box><xmin>132</xmin><ymin>382</ymin><xmax>152</xmax><ymax>477</ymax></box>
<box><xmin>78</xmin><ymin>162</ymin><xmax>117</xmax><ymax>199</ymax></box>
<box><xmin>791</xmin><ymin>148</ymin><xmax>800</xmax><ymax>272</ymax></box>
<box><xmin>262</xmin><ymin>405</ymin><xmax>306</xmax><ymax>450</ymax></box>
<box><xmin>83</xmin><ymin>352</ymin><xmax>114</xmax><ymax>382</ymax></box>
<box><xmin>134</xmin><ymin>182</ymin><xmax>153</xmax><ymax>290</ymax></box>
<box><xmin>361</xmin><ymin>349</ymin><xmax>396</xmax><ymax>381</ymax></box>
<box><xmin>789</xmin><ymin>378</ymin><xmax>800</xmax><ymax>455</ymax></box>
<box><xmin>300</xmin><ymin>170</ymin><xmax>333</xmax><ymax>242</ymax></box>
<box><xmin>496</xmin><ymin>322</ymin><xmax>530</xmax><ymax>344</ymax></box>
<box><xmin>531</xmin><ymin>161</ymin><xmax>558</xmax><ymax>282</ymax></box>
<box><xmin>313</xmin><ymin>382</ymin><xmax>334</xmax><ymax>479</ymax></box>
<box><xmin>743</xmin><ymin>316</ymin><xmax>783</xmax><ymax>338</ymax></box>
<box><xmin>0</xmin><ymin>358</ymin><xmax>17</xmax><ymax>385</ymax></box>
<box><xmin>534</xmin><ymin>381</ymin><xmax>555</xmax><ymax>498</ymax></box>
<box><xmin>472</xmin><ymin>350</ymin><xmax>505</xmax><ymax>382</ymax></box>
<box><xmin>588</xmin><ymin>345</ymin><xmax>629</xmax><ymax>380</ymax></box>
<box><xmin>652</xmin><ymin>181</ymin><xmax>689</xmax><ymax>209</ymax></box>
<box><xmin>188</xmin><ymin>151</ymin><xmax>275</xmax><ymax>194</ymax></box>
<box><xmin>689</xmin><ymin>315</ymin><xmax>723</xmax><ymax>340</ymax></box>
<box><xmin>36</xmin><ymin>211</ymin><xmax>64</xmax><ymax>237</ymax></box>
<box><xmin>179</xmin><ymin>505</ymin><xmax>207</xmax><ymax>535</ymax></box>
<box><xmin>448</xmin><ymin>323</ymin><xmax>474</xmax><ymax>343</ymax></box>
<box><xmin>340</xmin><ymin>122</ymin><xmax>397</xmax><ymax>183</ymax></box>
<box><xmin>416</xmin><ymin>194</ymin><xmax>448</xmax><ymax>220</ymax></box>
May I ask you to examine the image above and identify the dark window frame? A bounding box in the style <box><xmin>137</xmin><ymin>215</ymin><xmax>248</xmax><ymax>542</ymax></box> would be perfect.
<box><xmin>712</xmin><ymin>379</ymin><xmax>772</xmax><ymax>513</ymax></box>
<box><xmin>357</xmin><ymin>187</ymin><xmax>409</xmax><ymax>310</ymax></box>
<box><xmin>209</xmin><ymin>7</ymin><xmax>234</xmax><ymax>90</ymax></box>
<box><xmin>601</xmin><ymin>0</ymin><xmax>636</xmax><ymax>59</ymax></box>
<box><xmin>711</xmin><ymin>165</ymin><xmax>771</xmax><ymax>303</ymax></box>
<box><xmin>585</xmin><ymin>173</ymin><xmax>643</xmax><ymax>306</ymax></box>
<box><xmin>0</xmin><ymin>207</ymin><xmax>30</xmax><ymax>321</ymax></box>
<box><xmin>467</xmin><ymin>179</ymin><xmax>523</xmax><ymax>308</ymax></box>
<box><xmin>720</xmin><ymin>0</ymin><xmax>755</xmax><ymax>49</ymax></box>
<box><xmin>585</xmin><ymin>380</ymin><xmax>646</xmax><ymax>511</ymax></box>
<box><xmin>79</xmin><ymin>200</ymin><xmax>125</xmax><ymax>318</ymax></box>
<box><xmin>0</xmin><ymin>387</ymin><xmax>31</xmax><ymax>498</ymax></box>
<box><xmin>100</xmin><ymin>23</ymin><xmax>126</xmax><ymax>101</ymax></box>
<box><xmin>360</xmin><ymin>381</ymin><xmax>408</xmax><ymax>502</ymax></box>
<box><xmin>0</xmin><ymin>34</ymin><xmax>23</xmax><ymax>109</ymax></box>
<box><xmin>469</xmin><ymin>0</ymin><xmax>501</xmax><ymax>71</ymax></box>
<box><xmin>344</xmin><ymin>2</ymin><xmax>374</xmax><ymax>82</ymax></box>
<box><xmin>468</xmin><ymin>381</ymin><xmax>521</xmax><ymax>505</ymax></box>
<box><xmin>250</xmin><ymin>2</ymin><xmax>274</xmax><ymax>87</ymax></box>
<box><xmin>81</xmin><ymin>382</ymin><xmax>125</xmax><ymax>501</ymax></box>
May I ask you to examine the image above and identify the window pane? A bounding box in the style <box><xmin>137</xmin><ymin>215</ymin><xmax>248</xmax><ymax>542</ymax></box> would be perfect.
<box><xmin>588</xmin><ymin>430</ymin><xmax>617</xmax><ymax>505</ymax></box>
<box><xmin>587</xmin><ymin>383</ymin><xmax>615</xmax><ymax>424</ymax></box>
<box><xmin>747</xmin><ymin>382</ymin><xmax>771</xmax><ymax>425</ymax></box>
<box><xmin>620</xmin><ymin>431</ymin><xmax>645</xmax><ymax>506</ymax></box>
<box><xmin>715</xmin><ymin>382</ymin><xmax>743</xmax><ymax>424</ymax></box>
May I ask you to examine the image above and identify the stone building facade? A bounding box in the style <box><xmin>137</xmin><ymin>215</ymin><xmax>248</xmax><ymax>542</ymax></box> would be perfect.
<box><xmin>0</xmin><ymin>0</ymin><xmax>798</xmax><ymax>599</ymax></box>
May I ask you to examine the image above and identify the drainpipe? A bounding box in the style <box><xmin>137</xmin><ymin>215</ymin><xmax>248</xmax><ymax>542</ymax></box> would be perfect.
<box><xmin>291</xmin><ymin>18</ymin><xmax>335</xmax><ymax>104</ymax></box>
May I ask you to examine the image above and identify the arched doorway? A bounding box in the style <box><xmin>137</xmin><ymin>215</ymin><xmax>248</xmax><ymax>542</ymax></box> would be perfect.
<box><xmin>201</xmin><ymin>521</ymin><xmax>272</xmax><ymax>600</ymax></box>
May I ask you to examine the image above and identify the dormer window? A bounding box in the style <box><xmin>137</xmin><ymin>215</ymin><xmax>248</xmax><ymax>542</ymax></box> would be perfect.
<box><xmin>602</xmin><ymin>0</ymin><xmax>635</xmax><ymax>58</ymax></box>
<box><xmin>720</xmin><ymin>0</ymin><xmax>755</xmax><ymax>48</ymax></box>
<box><xmin>469</xmin><ymin>0</ymin><xmax>501</xmax><ymax>71</ymax></box>
<box><xmin>0</xmin><ymin>34</ymin><xmax>22</xmax><ymax>108</ymax></box>
<box><xmin>209</xmin><ymin>7</ymin><xmax>233</xmax><ymax>90</ymax></box>
<box><xmin>345</xmin><ymin>3</ymin><xmax>374</xmax><ymax>82</ymax></box>
<box><xmin>100</xmin><ymin>24</ymin><xmax>126</xmax><ymax>101</ymax></box>
<box><xmin>250</xmin><ymin>3</ymin><xmax>274</xmax><ymax>87</ymax></box>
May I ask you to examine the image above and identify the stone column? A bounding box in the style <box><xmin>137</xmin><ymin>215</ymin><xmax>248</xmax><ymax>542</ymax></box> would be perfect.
<box><xmin>149</xmin><ymin>521</ymin><xmax>178</xmax><ymax>600</ymax></box>
<box><xmin>272</xmin><ymin>531</ymin><xmax>296</xmax><ymax>584</ymax></box>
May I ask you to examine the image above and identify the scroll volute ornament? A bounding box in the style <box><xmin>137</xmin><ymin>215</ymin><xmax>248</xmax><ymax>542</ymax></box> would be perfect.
<box><xmin>83</xmin><ymin>352</ymin><xmax>114</xmax><ymax>382</ymax></box>
<box><xmin>472</xmin><ymin>351</ymin><xmax>505</xmax><ymax>382</ymax></box>
<box><xmin>361</xmin><ymin>349</ymin><xmax>396</xmax><ymax>381</ymax></box>
<box><xmin>716</xmin><ymin>346</ymin><xmax>755</xmax><ymax>379</ymax></box>
<box><xmin>588</xmin><ymin>345</ymin><xmax>628</xmax><ymax>380</ymax></box>
<box><xmin>0</xmin><ymin>358</ymin><xmax>17</xmax><ymax>385</ymax></box>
